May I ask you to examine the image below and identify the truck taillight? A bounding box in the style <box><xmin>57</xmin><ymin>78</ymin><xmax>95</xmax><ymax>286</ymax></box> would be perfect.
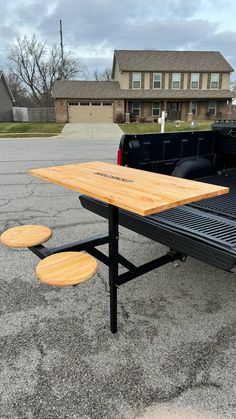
<box><xmin>117</xmin><ymin>148</ymin><xmax>123</xmax><ymax>165</ymax></box>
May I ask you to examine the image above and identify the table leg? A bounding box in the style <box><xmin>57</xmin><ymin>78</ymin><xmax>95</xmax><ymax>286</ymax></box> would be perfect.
<box><xmin>108</xmin><ymin>204</ymin><xmax>119</xmax><ymax>334</ymax></box>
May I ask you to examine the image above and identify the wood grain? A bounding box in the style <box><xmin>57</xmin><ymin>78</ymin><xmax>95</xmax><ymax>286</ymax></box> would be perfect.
<box><xmin>0</xmin><ymin>225</ymin><xmax>52</xmax><ymax>248</ymax></box>
<box><xmin>36</xmin><ymin>251</ymin><xmax>97</xmax><ymax>286</ymax></box>
<box><xmin>29</xmin><ymin>161</ymin><xmax>229</xmax><ymax>216</ymax></box>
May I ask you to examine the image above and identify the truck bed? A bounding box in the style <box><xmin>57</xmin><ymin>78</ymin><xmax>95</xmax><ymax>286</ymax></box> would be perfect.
<box><xmin>79</xmin><ymin>172</ymin><xmax>236</xmax><ymax>272</ymax></box>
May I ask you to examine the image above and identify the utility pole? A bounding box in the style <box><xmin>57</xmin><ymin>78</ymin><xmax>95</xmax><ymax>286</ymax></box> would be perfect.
<box><xmin>59</xmin><ymin>19</ymin><xmax>64</xmax><ymax>78</ymax></box>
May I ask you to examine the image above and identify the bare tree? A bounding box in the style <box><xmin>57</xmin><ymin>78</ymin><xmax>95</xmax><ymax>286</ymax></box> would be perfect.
<box><xmin>8</xmin><ymin>35</ymin><xmax>87</xmax><ymax>106</ymax></box>
<box><xmin>6</xmin><ymin>72</ymin><xmax>33</xmax><ymax>107</ymax></box>
<box><xmin>94</xmin><ymin>68</ymin><xmax>112</xmax><ymax>81</ymax></box>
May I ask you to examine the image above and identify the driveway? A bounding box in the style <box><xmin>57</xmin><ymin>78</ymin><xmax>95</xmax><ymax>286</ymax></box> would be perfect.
<box><xmin>60</xmin><ymin>122</ymin><xmax>123</xmax><ymax>141</ymax></box>
<box><xmin>0</xmin><ymin>137</ymin><xmax>236</xmax><ymax>418</ymax></box>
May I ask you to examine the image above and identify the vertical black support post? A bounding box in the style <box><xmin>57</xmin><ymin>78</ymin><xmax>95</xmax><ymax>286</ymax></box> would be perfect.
<box><xmin>108</xmin><ymin>204</ymin><xmax>119</xmax><ymax>334</ymax></box>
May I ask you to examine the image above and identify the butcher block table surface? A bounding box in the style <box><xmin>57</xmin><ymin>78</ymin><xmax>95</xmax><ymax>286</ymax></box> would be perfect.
<box><xmin>29</xmin><ymin>161</ymin><xmax>229</xmax><ymax>216</ymax></box>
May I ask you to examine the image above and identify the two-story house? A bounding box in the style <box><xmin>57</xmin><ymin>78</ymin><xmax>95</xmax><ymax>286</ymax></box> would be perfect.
<box><xmin>53</xmin><ymin>50</ymin><xmax>234</xmax><ymax>123</ymax></box>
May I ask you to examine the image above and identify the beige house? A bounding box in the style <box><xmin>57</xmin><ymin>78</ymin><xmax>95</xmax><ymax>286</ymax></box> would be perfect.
<box><xmin>53</xmin><ymin>50</ymin><xmax>234</xmax><ymax>123</ymax></box>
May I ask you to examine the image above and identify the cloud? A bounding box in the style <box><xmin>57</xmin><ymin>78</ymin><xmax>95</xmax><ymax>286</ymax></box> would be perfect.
<box><xmin>0</xmin><ymin>0</ymin><xmax>235</xmax><ymax>79</ymax></box>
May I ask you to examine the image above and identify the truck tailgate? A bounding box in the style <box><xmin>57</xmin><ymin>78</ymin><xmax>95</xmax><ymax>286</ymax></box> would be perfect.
<box><xmin>79</xmin><ymin>172</ymin><xmax>236</xmax><ymax>271</ymax></box>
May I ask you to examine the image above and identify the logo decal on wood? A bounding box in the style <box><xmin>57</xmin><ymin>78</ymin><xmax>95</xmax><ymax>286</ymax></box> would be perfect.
<box><xmin>94</xmin><ymin>172</ymin><xmax>134</xmax><ymax>183</ymax></box>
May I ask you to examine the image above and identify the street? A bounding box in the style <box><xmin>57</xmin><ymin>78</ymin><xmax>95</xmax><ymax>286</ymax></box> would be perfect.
<box><xmin>0</xmin><ymin>137</ymin><xmax>235</xmax><ymax>419</ymax></box>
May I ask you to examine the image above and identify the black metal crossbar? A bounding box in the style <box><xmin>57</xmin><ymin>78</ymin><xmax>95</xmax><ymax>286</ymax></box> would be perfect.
<box><xmin>30</xmin><ymin>244</ymin><xmax>50</xmax><ymax>259</ymax></box>
<box><xmin>117</xmin><ymin>252</ymin><xmax>181</xmax><ymax>286</ymax></box>
<box><xmin>28</xmin><ymin>204</ymin><xmax>184</xmax><ymax>333</ymax></box>
<box><xmin>29</xmin><ymin>234</ymin><xmax>111</xmax><ymax>260</ymax></box>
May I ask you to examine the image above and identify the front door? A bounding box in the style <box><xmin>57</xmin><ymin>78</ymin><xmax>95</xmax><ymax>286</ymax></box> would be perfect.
<box><xmin>167</xmin><ymin>102</ymin><xmax>181</xmax><ymax>120</ymax></box>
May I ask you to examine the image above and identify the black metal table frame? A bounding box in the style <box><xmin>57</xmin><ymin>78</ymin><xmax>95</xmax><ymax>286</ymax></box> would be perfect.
<box><xmin>29</xmin><ymin>203</ymin><xmax>183</xmax><ymax>333</ymax></box>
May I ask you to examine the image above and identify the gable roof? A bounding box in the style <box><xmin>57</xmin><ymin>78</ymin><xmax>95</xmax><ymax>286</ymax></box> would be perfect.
<box><xmin>0</xmin><ymin>71</ymin><xmax>15</xmax><ymax>102</ymax></box>
<box><xmin>113</xmin><ymin>50</ymin><xmax>234</xmax><ymax>74</ymax></box>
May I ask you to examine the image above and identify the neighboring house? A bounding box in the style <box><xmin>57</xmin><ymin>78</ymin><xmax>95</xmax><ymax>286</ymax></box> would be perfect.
<box><xmin>0</xmin><ymin>71</ymin><xmax>15</xmax><ymax>121</ymax></box>
<box><xmin>232</xmin><ymin>98</ymin><xmax>236</xmax><ymax>118</ymax></box>
<box><xmin>53</xmin><ymin>50</ymin><xmax>234</xmax><ymax>123</ymax></box>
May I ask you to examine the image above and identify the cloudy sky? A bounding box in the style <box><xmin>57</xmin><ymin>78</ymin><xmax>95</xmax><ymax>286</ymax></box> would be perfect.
<box><xmin>1</xmin><ymin>0</ymin><xmax>236</xmax><ymax>80</ymax></box>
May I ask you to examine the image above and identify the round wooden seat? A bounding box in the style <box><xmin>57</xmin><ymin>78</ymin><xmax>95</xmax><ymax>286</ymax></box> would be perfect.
<box><xmin>0</xmin><ymin>225</ymin><xmax>52</xmax><ymax>248</ymax></box>
<box><xmin>36</xmin><ymin>251</ymin><xmax>97</xmax><ymax>286</ymax></box>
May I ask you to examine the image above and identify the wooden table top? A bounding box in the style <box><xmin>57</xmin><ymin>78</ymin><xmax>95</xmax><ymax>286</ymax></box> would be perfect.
<box><xmin>29</xmin><ymin>161</ymin><xmax>229</xmax><ymax>216</ymax></box>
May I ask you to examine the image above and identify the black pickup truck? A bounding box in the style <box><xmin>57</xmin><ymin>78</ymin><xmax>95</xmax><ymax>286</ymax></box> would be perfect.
<box><xmin>80</xmin><ymin>121</ymin><xmax>236</xmax><ymax>272</ymax></box>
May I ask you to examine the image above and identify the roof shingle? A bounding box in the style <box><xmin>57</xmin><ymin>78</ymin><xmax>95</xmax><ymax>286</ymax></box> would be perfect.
<box><xmin>114</xmin><ymin>50</ymin><xmax>234</xmax><ymax>72</ymax></box>
<box><xmin>53</xmin><ymin>80</ymin><xmax>233</xmax><ymax>100</ymax></box>
<box><xmin>53</xmin><ymin>80</ymin><xmax>121</xmax><ymax>99</ymax></box>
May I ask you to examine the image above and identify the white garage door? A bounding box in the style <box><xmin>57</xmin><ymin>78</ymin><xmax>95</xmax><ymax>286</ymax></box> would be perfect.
<box><xmin>68</xmin><ymin>101</ymin><xmax>113</xmax><ymax>123</ymax></box>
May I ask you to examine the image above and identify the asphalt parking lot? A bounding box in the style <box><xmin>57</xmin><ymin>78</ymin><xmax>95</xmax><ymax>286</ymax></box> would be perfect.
<box><xmin>0</xmin><ymin>136</ymin><xmax>236</xmax><ymax>419</ymax></box>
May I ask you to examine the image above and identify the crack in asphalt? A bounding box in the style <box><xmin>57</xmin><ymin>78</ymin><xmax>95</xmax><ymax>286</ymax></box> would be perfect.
<box><xmin>157</xmin><ymin>321</ymin><xmax>236</xmax><ymax>403</ymax></box>
<box><xmin>0</xmin><ymin>192</ymin><xmax>36</xmax><ymax>202</ymax></box>
<box><xmin>52</xmin><ymin>220</ymin><xmax>106</xmax><ymax>230</ymax></box>
<box><xmin>0</xmin><ymin>208</ymin><xmax>49</xmax><ymax>215</ymax></box>
<box><xmin>96</xmin><ymin>271</ymin><xmax>109</xmax><ymax>294</ymax></box>
<box><xmin>0</xmin><ymin>199</ymin><xmax>12</xmax><ymax>208</ymax></box>
<box><xmin>119</xmin><ymin>301</ymin><xmax>130</xmax><ymax>320</ymax></box>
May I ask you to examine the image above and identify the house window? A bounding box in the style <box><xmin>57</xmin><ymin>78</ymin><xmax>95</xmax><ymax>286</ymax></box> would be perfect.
<box><xmin>190</xmin><ymin>101</ymin><xmax>197</xmax><ymax>116</ymax></box>
<box><xmin>191</xmin><ymin>73</ymin><xmax>199</xmax><ymax>89</ymax></box>
<box><xmin>210</xmin><ymin>73</ymin><xmax>219</xmax><ymax>89</ymax></box>
<box><xmin>153</xmin><ymin>73</ymin><xmax>162</xmax><ymax>89</ymax></box>
<box><xmin>208</xmin><ymin>100</ymin><xmax>217</xmax><ymax>115</ymax></box>
<box><xmin>132</xmin><ymin>73</ymin><xmax>141</xmax><ymax>89</ymax></box>
<box><xmin>172</xmin><ymin>73</ymin><xmax>181</xmax><ymax>89</ymax></box>
<box><xmin>152</xmin><ymin>102</ymin><xmax>160</xmax><ymax>116</ymax></box>
<box><xmin>132</xmin><ymin>101</ymin><xmax>140</xmax><ymax>116</ymax></box>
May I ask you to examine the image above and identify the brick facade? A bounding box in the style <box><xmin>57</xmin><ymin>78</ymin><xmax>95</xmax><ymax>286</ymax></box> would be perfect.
<box><xmin>113</xmin><ymin>99</ymin><xmax>125</xmax><ymax>122</ymax></box>
<box><xmin>55</xmin><ymin>99</ymin><xmax>68</xmax><ymax>123</ymax></box>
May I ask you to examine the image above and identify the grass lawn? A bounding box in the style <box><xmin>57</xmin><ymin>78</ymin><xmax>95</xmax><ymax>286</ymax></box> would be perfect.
<box><xmin>119</xmin><ymin>120</ymin><xmax>213</xmax><ymax>134</ymax></box>
<box><xmin>0</xmin><ymin>122</ymin><xmax>64</xmax><ymax>137</ymax></box>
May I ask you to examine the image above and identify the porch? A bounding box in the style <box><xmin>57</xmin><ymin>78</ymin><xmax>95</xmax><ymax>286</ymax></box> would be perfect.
<box><xmin>125</xmin><ymin>100</ymin><xmax>231</xmax><ymax>122</ymax></box>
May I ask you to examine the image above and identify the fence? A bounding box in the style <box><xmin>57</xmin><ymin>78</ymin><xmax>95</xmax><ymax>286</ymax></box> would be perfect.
<box><xmin>13</xmin><ymin>107</ymin><xmax>55</xmax><ymax>122</ymax></box>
